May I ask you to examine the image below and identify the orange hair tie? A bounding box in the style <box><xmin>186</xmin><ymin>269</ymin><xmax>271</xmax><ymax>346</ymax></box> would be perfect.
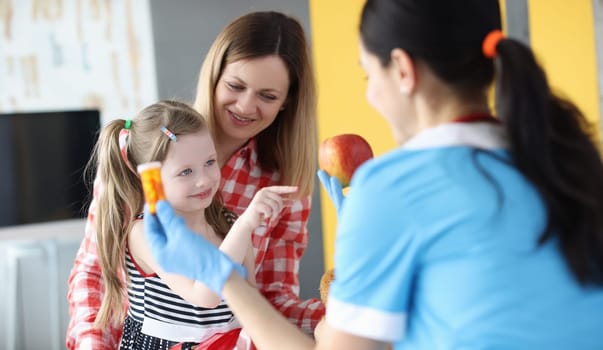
<box><xmin>482</xmin><ymin>29</ymin><xmax>505</xmax><ymax>58</ymax></box>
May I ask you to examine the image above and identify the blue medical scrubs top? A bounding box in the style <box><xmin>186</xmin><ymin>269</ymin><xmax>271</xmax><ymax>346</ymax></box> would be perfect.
<box><xmin>327</xmin><ymin>122</ymin><xmax>603</xmax><ymax>349</ymax></box>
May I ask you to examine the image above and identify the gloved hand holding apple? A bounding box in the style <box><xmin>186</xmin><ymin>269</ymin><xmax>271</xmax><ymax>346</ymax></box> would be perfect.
<box><xmin>317</xmin><ymin>134</ymin><xmax>373</xmax><ymax>215</ymax></box>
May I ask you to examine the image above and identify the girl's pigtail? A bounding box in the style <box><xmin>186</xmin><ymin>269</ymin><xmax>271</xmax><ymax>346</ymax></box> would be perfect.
<box><xmin>93</xmin><ymin>119</ymin><xmax>144</xmax><ymax>328</ymax></box>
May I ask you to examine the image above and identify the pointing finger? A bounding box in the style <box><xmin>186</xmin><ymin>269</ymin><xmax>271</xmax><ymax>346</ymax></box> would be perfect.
<box><xmin>264</xmin><ymin>186</ymin><xmax>298</xmax><ymax>194</ymax></box>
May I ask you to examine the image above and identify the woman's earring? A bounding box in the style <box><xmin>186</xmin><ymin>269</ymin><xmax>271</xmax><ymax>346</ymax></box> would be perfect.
<box><xmin>400</xmin><ymin>85</ymin><xmax>409</xmax><ymax>95</ymax></box>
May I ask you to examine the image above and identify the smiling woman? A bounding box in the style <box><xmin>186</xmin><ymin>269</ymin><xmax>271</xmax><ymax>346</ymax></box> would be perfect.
<box><xmin>213</xmin><ymin>56</ymin><xmax>290</xmax><ymax>152</ymax></box>
<box><xmin>190</xmin><ymin>10</ymin><xmax>324</xmax><ymax>336</ymax></box>
<box><xmin>194</xmin><ymin>11</ymin><xmax>318</xmax><ymax>198</ymax></box>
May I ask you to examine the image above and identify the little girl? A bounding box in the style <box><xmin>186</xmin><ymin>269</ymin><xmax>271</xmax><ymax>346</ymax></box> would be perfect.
<box><xmin>88</xmin><ymin>100</ymin><xmax>295</xmax><ymax>349</ymax></box>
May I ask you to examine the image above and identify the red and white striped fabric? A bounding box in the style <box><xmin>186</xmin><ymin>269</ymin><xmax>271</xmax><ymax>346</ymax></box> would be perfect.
<box><xmin>66</xmin><ymin>138</ymin><xmax>325</xmax><ymax>349</ymax></box>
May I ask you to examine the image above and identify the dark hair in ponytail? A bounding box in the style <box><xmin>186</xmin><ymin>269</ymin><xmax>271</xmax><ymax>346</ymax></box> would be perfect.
<box><xmin>495</xmin><ymin>39</ymin><xmax>603</xmax><ymax>285</ymax></box>
<box><xmin>360</xmin><ymin>0</ymin><xmax>603</xmax><ymax>285</ymax></box>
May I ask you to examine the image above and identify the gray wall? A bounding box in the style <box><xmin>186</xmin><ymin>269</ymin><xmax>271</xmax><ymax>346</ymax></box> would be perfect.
<box><xmin>149</xmin><ymin>0</ymin><xmax>324</xmax><ymax>299</ymax></box>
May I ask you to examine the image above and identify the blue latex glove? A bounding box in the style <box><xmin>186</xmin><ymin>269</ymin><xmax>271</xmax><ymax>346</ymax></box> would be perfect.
<box><xmin>144</xmin><ymin>200</ymin><xmax>247</xmax><ymax>295</ymax></box>
<box><xmin>317</xmin><ymin>170</ymin><xmax>345</xmax><ymax>216</ymax></box>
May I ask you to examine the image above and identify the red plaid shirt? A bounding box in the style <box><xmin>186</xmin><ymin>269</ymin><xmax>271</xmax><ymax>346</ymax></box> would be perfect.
<box><xmin>66</xmin><ymin>139</ymin><xmax>325</xmax><ymax>349</ymax></box>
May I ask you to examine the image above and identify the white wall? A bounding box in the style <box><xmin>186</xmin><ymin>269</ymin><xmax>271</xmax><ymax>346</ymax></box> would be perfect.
<box><xmin>0</xmin><ymin>0</ymin><xmax>158</xmax><ymax>124</ymax></box>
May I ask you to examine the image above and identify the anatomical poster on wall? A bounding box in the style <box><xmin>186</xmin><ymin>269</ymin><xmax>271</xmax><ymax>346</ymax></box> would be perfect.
<box><xmin>0</xmin><ymin>0</ymin><xmax>158</xmax><ymax>124</ymax></box>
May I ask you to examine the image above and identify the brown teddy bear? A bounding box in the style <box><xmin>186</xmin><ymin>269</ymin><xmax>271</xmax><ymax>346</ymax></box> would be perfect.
<box><xmin>319</xmin><ymin>268</ymin><xmax>335</xmax><ymax>306</ymax></box>
<box><xmin>318</xmin><ymin>268</ymin><xmax>392</xmax><ymax>349</ymax></box>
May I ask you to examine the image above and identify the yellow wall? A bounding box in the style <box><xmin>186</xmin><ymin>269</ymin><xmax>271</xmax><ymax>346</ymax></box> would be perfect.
<box><xmin>310</xmin><ymin>0</ymin><xmax>601</xmax><ymax>270</ymax></box>
<box><xmin>528</xmin><ymin>0</ymin><xmax>600</xmax><ymax>126</ymax></box>
<box><xmin>308</xmin><ymin>0</ymin><xmax>507</xmax><ymax>270</ymax></box>
<box><xmin>309</xmin><ymin>0</ymin><xmax>395</xmax><ymax>270</ymax></box>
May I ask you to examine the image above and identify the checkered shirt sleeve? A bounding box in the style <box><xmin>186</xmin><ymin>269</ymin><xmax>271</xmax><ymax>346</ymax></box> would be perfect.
<box><xmin>220</xmin><ymin>140</ymin><xmax>326</xmax><ymax>334</ymax></box>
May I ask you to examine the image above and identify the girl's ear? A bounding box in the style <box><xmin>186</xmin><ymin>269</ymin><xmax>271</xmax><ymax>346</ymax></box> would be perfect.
<box><xmin>390</xmin><ymin>48</ymin><xmax>417</xmax><ymax>95</ymax></box>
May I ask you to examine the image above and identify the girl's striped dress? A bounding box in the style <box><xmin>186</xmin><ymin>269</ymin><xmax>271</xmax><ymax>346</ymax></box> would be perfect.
<box><xmin>119</xmin><ymin>211</ymin><xmax>241</xmax><ymax>350</ymax></box>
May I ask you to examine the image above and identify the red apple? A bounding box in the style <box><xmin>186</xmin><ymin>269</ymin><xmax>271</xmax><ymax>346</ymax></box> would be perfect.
<box><xmin>319</xmin><ymin>134</ymin><xmax>374</xmax><ymax>188</ymax></box>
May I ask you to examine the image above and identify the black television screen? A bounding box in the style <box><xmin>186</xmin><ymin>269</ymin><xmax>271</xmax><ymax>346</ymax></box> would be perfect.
<box><xmin>0</xmin><ymin>110</ymin><xmax>100</xmax><ymax>227</ymax></box>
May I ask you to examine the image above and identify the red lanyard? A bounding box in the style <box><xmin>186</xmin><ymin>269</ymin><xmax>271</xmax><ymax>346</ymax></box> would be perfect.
<box><xmin>450</xmin><ymin>112</ymin><xmax>499</xmax><ymax>124</ymax></box>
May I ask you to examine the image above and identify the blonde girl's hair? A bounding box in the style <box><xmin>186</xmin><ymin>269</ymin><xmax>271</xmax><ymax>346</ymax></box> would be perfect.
<box><xmin>89</xmin><ymin>100</ymin><xmax>230</xmax><ymax>328</ymax></box>
<box><xmin>193</xmin><ymin>11</ymin><xmax>317</xmax><ymax>197</ymax></box>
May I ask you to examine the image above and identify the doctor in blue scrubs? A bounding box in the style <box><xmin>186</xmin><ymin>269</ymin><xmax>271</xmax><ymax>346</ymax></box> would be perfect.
<box><xmin>142</xmin><ymin>0</ymin><xmax>603</xmax><ymax>349</ymax></box>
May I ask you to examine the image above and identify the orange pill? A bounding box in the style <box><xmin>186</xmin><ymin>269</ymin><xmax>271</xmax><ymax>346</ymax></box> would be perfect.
<box><xmin>137</xmin><ymin>161</ymin><xmax>166</xmax><ymax>214</ymax></box>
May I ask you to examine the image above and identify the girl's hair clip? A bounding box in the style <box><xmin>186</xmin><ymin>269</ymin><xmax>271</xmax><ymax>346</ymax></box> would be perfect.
<box><xmin>160</xmin><ymin>126</ymin><xmax>177</xmax><ymax>141</ymax></box>
<box><xmin>124</xmin><ymin>119</ymin><xmax>132</xmax><ymax>129</ymax></box>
